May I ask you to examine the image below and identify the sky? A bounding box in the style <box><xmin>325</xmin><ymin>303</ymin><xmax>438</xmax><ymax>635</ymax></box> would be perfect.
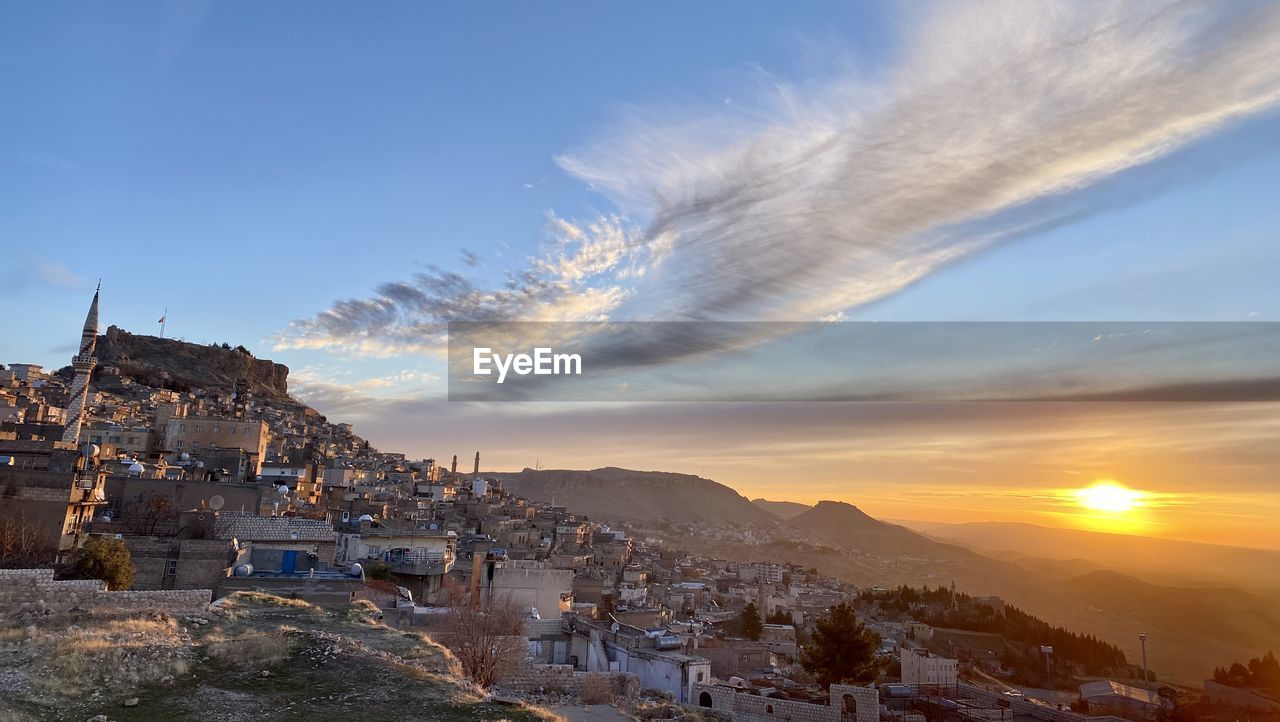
<box><xmin>3</xmin><ymin>1</ymin><xmax>1279</xmax><ymax>548</ymax></box>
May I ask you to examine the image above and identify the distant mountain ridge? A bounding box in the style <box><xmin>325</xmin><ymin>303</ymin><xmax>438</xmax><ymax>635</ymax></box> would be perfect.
<box><xmin>751</xmin><ymin>498</ymin><xmax>812</xmax><ymax>519</ymax></box>
<box><xmin>489</xmin><ymin>467</ymin><xmax>776</xmax><ymax>526</ymax></box>
<box><xmin>897</xmin><ymin>519</ymin><xmax>1280</xmax><ymax>591</ymax></box>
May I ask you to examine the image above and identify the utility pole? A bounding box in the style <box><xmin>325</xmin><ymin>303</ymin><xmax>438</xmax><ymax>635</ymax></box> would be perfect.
<box><xmin>1139</xmin><ymin>633</ymin><xmax>1151</xmax><ymax>702</ymax></box>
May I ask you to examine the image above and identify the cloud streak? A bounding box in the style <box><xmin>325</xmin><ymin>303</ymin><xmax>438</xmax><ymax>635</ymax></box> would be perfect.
<box><xmin>279</xmin><ymin>0</ymin><xmax>1280</xmax><ymax>364</ymax></box>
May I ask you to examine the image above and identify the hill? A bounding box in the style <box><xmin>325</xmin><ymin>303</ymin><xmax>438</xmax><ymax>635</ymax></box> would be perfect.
<box><xmin>0</xmin><ymin>592</ymin><xmax>553</xmax><ymax>722</ymax></box>
<box><xmin>84</xmin><ymin>325</ymin><xmax>291</xmax><ymax>400</ymax></box>
<box><xmin>737</xmin><ymin>500</ymin><xmax>1280</xmax><ymax>684</ymax></box>
<box><xmin>897</xmin><ymin>519</ymin><xmax>1280</xmax><ymax>591</ymax></box>
<box><xmin>1054</xmin><ymin>570</ymin><xmax>1280</xmax><ymax>685</ymax></box>
<box><xmin>751</xmin><ymin>498</ymin><xmax>811</xmax><ymax>519</ymax></box>
<box><xmin>489</xmin><ymin>467</ymin><xmax>776</xmax><ymax>526</ymax></box>
<box><xmin>788</xmin><ymin>501</ymin><xmax>980</xmax><ymax>559</ymax></box>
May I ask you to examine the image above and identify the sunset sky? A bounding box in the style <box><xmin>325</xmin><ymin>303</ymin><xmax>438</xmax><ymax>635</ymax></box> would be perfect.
<box><xmin>4</xmin><ymin>2</ymin><xmax>1279</xmax><ymax>549</ymax></box>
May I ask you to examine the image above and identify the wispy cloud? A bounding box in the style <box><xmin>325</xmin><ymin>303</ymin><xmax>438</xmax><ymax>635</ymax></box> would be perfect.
<box><xmin>275</xmin><ymin>214</ymin><xmax>649</xmax><ymax>356</ymax></box>
<box><xmin>36</xmin><ymin>262</ymin><xmax>89</xmax><ymax>290</ymax></box>
<box><xmin>279</xmin><ymin>0</ymin><xmax>1280</xmax><ymax>360</ymax></box>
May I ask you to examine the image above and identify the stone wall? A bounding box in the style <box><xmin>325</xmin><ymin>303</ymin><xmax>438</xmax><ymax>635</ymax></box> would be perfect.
<box><xmin>0</xmin><ymin>568</ymin><xmax>212</xmax><ymax>617</ymax></box>
<box><xmin>693</xmin><ymin>683</ymin><xmax>879</xmax><ymax>722</ymax></box>
<box><xmin>497</xmin><ymin>663</ymin><xmax>640</xmax><ymax>699</ymax></box>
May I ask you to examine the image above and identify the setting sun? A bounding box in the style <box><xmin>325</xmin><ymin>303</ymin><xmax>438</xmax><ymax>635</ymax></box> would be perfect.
<box><xmin>1074</xmin><ymin>480</ymin><xmax>1144</xmax><ymax>513</ymax></box>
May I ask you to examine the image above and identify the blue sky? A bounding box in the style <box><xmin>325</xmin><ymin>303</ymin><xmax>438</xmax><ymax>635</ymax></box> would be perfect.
<box><xmin>2</xmin><ymin>1</ymin><xmax>888</xmax><ymax>365</ymax></box>
<box><xmin>4</xmin><ymin>2</ymin><xmax>1278</xmax><ymax>369</ymax></box>
<box><xmin>4</xmin><ymin>2</ymin><xmax>1280</xmax><ymax>543</ymax></box>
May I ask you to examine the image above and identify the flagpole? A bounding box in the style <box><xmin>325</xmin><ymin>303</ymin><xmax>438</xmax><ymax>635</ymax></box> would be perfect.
<box><xmin>160</xmin><ymin>307</ymin><xmax>167</xmax><ymax>338</ymax></box>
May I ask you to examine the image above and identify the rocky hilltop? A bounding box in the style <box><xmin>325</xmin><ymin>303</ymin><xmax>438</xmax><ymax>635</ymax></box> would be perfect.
<box><xmin>0</xmin><ymin>591</ymin><xmax>554</xmax><ymax>722</ymax></box>
<box><xmin>491</xmin><ymin>467</ymin><xmax>776</xmax><ymax>526</ymax></box>
<box><xmin>88</xmin><ymin>325</ymin><xmax>290</xmax><ymax>399</ymax></box>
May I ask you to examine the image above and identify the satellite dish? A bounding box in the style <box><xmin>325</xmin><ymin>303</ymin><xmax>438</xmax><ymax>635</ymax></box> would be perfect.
<box><xmin>208</xmin><ymin>495</ymin><xmax>225</xmax><ymax>511</ymax></box>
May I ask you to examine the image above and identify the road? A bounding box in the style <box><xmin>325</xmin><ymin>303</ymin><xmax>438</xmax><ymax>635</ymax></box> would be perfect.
<box><xmin>552</xmin><ymin>704</ymin><xmax>637</xmax><ymax>722</ymax></box>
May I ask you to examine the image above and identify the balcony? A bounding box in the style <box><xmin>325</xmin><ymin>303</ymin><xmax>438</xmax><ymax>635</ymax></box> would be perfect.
<box><xmin>383</xmin><ymin>548</ymin><xmax>455</xmax><ymax>577</ymax></box>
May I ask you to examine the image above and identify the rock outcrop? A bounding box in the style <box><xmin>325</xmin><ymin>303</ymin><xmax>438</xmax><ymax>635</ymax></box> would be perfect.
<box><xmin>90</xmin><ymin>325</ymin><xmax>290</xmax><ymax>399</ymax></box>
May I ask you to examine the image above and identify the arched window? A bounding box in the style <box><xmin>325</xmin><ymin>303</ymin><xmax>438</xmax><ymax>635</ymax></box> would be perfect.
<box><xmin>766</xmin><ymin>705</ymin><xmax>774</xmax><ymax>714</ymax></box>
<box><xmin>842</xmin><ymin>694</ymin><xmax>858</xmax><ymax>720</ymax></box>
<box><xmin>698</xmin><ymin>692</ymin><xmax>713</xmax><ymax>708</ymax></box>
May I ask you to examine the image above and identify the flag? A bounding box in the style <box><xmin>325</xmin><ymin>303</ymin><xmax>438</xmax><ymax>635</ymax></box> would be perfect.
<box><xmin>158</xmin><ymin>314</ymin><xmax>165</xmax><ymax>323</ymax></box>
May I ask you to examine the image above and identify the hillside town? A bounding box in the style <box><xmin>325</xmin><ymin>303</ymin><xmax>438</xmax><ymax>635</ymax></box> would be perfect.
<box><xmin>1</xmin><ymin>290</ymin><xmax>1268</xmax><ymax>722</ymax></box>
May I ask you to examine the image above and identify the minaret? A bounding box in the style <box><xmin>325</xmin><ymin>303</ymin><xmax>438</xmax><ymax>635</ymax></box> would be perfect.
<box><xmin>473</xmin><ymin>451</ymin><xmax>480</xmax><ymax>476</ymax></box>
<box><xmin>62</xmin><ymin>284</ymin><xmax>100</xmax><ymax>444</ymax></box>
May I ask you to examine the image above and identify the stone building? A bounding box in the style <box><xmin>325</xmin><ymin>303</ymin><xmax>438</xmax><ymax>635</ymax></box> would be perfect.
<box><xmin>97</xmin><ymin>509</ymin><xmax>237</xmax><ymax>592</ymax></box>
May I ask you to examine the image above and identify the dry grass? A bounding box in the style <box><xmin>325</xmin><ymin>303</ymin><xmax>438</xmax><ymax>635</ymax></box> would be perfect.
<box><xmin>229</xmin><ymin>591</ymin><xmax>315</xmax><ymax>608</ymax></box>
<box><xmin>0</xmin><ymin>627</ymin><xmax>25</xmax><ymax>645</ymax></box>
<box><xmin>527</xmin><ymin>707</ymin><xmax>569</xmax><ymax>722</ymax></box>
<box><xmin>204</xmin><ymin>630</ymin><xmax>292</xmax><ymax>666</ymax></box>
<box><xmin>29</xmin><ymin>614</ymin><xmax>190</xmax><ymax>696</ymax></box>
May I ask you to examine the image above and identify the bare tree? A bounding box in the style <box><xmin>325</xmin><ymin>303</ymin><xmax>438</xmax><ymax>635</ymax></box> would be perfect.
<box><xmin>0</xmin><ymin>514</ymin><xmax>57</xmax><ymax>568</ymax></box>
<box><xmin>121</xmin><ymin>492</ymin><xmax>180</xmax><ymax>536</ymax></box>
<box><xmin>441</xmin><ymin>578</ymin><xmax>528</xmax><ymax>688</ymax></box>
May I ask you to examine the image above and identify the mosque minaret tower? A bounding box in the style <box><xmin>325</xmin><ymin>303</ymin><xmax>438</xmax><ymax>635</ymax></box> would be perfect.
<box><xmin>61</xmin><ymin>284</ymin><xmax>100</xmax><ymax>444</ymax></box>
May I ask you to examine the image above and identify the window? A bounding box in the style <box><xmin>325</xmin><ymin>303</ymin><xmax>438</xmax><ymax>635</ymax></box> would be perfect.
<box><xmin>212</xmin><ymin>425</ymin><xmax>219</xmax><ymax>433</ymax></box>
<box><xmin>179</xmin><ymin>423</ymin><xmax>186</xmax><ymax>431</ymax></box>
<box><xmin>176</xmin><ymin>441</ymin><xmax>184</xmax><ymax>449</ymax></box>
<box><xmin>193</xmin><ymin>424</ymin><xmax>201</xmax><ymax>431</ymax></box>
<box><xmin>165</xmin><ymin>560</ymin><xmax>178</xmax><ymax>576</ymax></box>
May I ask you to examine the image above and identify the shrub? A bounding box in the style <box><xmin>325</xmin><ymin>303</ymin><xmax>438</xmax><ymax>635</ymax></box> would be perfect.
<box><xmin>66</xmin><ymin>536</ymin><xmax>134</xmax><ymax>590</ymax></box>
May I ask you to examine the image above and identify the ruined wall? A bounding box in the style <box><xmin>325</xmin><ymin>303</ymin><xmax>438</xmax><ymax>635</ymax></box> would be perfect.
<box><xmin>496</xmin><ymin>663</ymin><xmax>640</xmax><ymax>699</ymax></box>
<box><xmin>0</xmin><ymin>569</ymin><xmax>212</xmax><ymax>617</ymax></box>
